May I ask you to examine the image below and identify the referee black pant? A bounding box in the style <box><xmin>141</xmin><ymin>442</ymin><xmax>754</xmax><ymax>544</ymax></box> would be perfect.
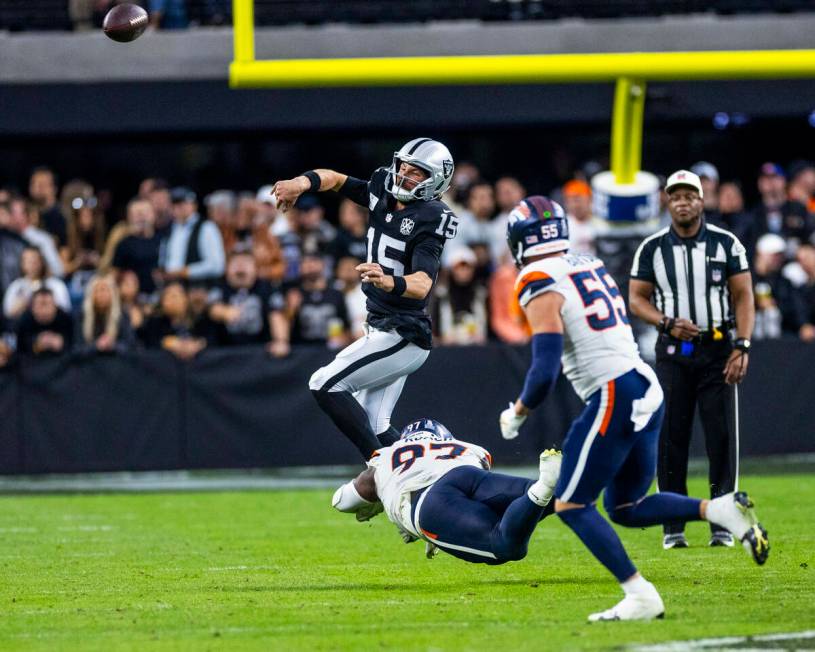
<box><xmin>655</xmin><ymin>335</ymin><xmax>735</xmax><ymax>535</ymax></box>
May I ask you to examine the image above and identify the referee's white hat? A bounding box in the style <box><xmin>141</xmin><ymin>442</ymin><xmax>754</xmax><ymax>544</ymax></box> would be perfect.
<box><xmin>665</xmin><ymin>170</ymin><xmax>704</xmax><ymax>198</ymax></box>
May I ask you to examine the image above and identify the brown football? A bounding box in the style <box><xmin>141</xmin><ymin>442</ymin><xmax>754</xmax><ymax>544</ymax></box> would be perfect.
<box><xmin>103</xmin><ymin>3</ymin><xmax>149</xmax><ymax>43</ymax></box>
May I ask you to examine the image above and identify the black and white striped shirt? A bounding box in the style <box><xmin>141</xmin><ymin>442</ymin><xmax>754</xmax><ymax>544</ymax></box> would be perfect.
<box><xmin>630</xmin><ymin>221</ymin><xmax>749</xmax><ymax>331</ymax></box>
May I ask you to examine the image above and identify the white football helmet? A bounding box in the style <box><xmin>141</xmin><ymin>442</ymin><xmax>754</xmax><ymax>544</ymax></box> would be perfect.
<box><xmin>388</xmin><ymin>138</ymin><xmax>454</xmax><ymax>203</ymax></box>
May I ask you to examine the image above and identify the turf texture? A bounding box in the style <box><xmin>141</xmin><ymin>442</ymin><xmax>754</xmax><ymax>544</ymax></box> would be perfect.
<box><xmin>1</xmin><ymin>474</ymin><xmax>812</xmax><ymax>651</ymax></box>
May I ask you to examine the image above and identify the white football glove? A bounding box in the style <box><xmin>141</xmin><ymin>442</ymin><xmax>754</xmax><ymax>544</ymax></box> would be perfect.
<box><xmin>500</xmin><ymin>402</ymin><xmax>527</xmax><ymax>440</ymax></box>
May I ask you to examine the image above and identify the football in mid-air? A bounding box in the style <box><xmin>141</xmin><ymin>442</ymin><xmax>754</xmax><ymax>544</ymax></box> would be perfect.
<box><xmin>103</xmin><ymin>3</ymin><xmax>149</xmax><ymax>43</ymax></box>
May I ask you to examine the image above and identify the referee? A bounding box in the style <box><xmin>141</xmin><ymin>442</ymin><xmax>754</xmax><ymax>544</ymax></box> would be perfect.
<box><xmin>629</xmin><ymin>169</ymin><xmax>755</xmax><ymax>550</ymax></box>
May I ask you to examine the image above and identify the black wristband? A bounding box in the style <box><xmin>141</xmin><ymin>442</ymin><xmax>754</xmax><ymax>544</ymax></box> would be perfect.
<box><xmin>659</xmin><ymin>316</ymin><xmax>675</xmax><ymax>334</ymax></box>
<box><xmin>302</xmin><ymin>170</ymin><xmax>321</xmax><ymax>193</ymax></box>
<box><xmin>391</xmin><ymin>276</ymin><xmax>407</xmax><ymax>296</ymax></box>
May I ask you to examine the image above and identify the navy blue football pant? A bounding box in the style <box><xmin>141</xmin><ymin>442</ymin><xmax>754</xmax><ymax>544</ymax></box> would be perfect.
<box><xmin>414</xmin><ymin>466</ymin><xmax>555</xmax><ymax>565</ymax></box>
<box><xmin>554</xmin><ymin>368</ymin><xmax>704</xmax><ymax>582</ymax></box>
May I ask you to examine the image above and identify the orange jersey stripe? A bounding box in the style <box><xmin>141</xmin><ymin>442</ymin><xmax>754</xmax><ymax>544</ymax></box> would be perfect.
<box><xmin>599</xmin><ymin>380</ymin><xmax>616</xmax><ymax>436</ymax></box>
<box><xmin>516</xmin><ymin>270</ymin><xmax>554</xmax><ymax>301</ymax></box>
<box><xmin>422</xmin><ymin>529</ymin><xmax>439</xmax><ymax>540</ymax></box>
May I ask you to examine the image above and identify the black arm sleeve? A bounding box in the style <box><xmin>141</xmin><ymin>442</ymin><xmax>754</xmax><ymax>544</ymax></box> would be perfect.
<box><xmin>336</xmin><ymin>176</ymin><xmax>369</xmax><ymax>207</ymax></box>
<box><xmin>411</xmin><ymin>235</ymin><xmax>444</xmax><ymax>279</ymax></box>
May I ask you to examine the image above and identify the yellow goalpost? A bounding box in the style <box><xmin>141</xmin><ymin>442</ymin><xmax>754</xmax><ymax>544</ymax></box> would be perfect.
<box><xmin>229</xmin><ymin>0</ymin><xmax>815</xmax><ymax>184</ymax></box>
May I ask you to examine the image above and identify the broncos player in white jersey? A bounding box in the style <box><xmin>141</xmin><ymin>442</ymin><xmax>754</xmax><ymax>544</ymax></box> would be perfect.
<box><xmin>333</xmin><ymin>418</ymin><xmax>563</xmax><ymax>565</ymax></box>
<box><xmin>499</xmin><ymin>196</ymin><xmax>769</xmax><ymax>621</ymax></box>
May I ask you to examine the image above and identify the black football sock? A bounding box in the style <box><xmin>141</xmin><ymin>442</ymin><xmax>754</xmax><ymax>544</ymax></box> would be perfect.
<box><xmin>376</xmin><ymin>426</ymin><xmax>401</xmax><ymax>447</ymax></box>
<box><xmin>311</xmin><ymin>389</ymin><xmax>380</xmax><ymax>460</ymax></box>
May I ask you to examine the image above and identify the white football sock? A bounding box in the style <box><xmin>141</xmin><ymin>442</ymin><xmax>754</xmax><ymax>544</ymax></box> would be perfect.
<box><xmin>621</xmin><ymin>574</ymin><xmax>652</xmax><ymax>597</ymax></box>
<box><xmin>527</xmin><ymin>482</ymin><xmax>552</xmax><ymax>507</ymax></box>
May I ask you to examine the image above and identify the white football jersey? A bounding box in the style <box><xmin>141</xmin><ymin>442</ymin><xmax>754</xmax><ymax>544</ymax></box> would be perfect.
<box><xmin>369</xmin><ymin>431</ymin><xmax>491</xmax><ymax>538</ymax></box>
<box><xmin>515</xmin><ymin>253</ymin><xmax>643</xmax><ymax>401</ymax></box>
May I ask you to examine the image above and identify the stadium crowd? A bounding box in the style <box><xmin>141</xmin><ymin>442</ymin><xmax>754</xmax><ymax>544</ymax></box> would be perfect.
<box><xmin>0</xmin><ymin>159</ymin><xmax>814</xmax><ymax>367</ymax></box>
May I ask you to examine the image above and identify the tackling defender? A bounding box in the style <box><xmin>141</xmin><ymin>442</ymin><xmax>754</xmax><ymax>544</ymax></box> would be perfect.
<box><xmin>273</xmin><ymin>139</ymin><xmax>458</xmax><ymax>459</ymax></box>
<box><xmin>499</xmin><ymin>196</ymin><xmax>769</xmax><ymax>621</ymax></box>
<box><xmin>333</xmin><ymin>418</ymin><xmax>562</xmax><ymax>565</ymax></box>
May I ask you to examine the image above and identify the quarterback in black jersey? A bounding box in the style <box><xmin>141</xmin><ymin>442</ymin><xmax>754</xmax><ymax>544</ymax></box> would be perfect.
<box><xmin>273</xmin><ymin>138</ymin><xmax>458</xmax><ymax>459</ymax></box>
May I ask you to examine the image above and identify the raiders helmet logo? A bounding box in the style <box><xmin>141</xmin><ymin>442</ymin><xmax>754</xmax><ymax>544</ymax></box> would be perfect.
<box><xmin>400</xmin><ymin>218</ymin><xmax>415</xmax><ymax>235</ymax></box>
<box><xmin>442</xmin><ymin>159</ymin><xmax>454</xmax><ymax>178</ymax></box>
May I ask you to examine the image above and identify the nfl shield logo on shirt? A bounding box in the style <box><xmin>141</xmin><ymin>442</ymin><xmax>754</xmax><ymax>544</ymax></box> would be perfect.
<box><xmin>400</xmin><ymin>218</ymin><xmax>415</xmax><ymax>235</ymax></box>
<box><xmin>712</xmin><ymin>269</ymin><xmax>722</xmax><ymax>282</ymax></box>
<box><xmin>385</xmin><ymin>213</ymin><xmax>393</xmax><ymax>223</ymax></box>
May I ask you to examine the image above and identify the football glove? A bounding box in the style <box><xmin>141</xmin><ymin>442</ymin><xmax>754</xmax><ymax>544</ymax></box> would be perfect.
<box><xmin>500</xmin><ymin>402</ymin><xmax>527</xmax><ymax>440</ymax></box>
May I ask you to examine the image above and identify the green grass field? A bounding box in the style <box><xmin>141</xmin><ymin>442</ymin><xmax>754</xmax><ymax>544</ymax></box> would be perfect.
<box><xmin>1</xmin><ymin>474</ymin><xmax>812</xmax><ymax>651</ymax></box>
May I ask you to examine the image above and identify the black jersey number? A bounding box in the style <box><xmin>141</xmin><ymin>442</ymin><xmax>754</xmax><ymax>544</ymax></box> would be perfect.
<box><xmin>435</xmin><ymin>211</ymin><xmax>459</xmax><ymax>239</ymax></box>
<box><xmin>367</xmin><ymin>227</ymin><xmax>406</xmax><ymax>276</ymax></box>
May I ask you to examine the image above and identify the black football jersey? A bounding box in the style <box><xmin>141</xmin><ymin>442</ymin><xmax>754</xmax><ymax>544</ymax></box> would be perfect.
<box><xmin>339</xmin><ymin>167</ymin><xmax>458</xmax><ymax>349</ymax></box>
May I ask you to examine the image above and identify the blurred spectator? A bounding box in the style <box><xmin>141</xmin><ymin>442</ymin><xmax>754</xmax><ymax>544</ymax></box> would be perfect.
<box><xmin>296</xmin><ymin>194</ymin><xmax>336</xmax><ymax>260</ymax></box>
<box><xmin>209</xmin><ymin>251</ymin><xmax>287</xmax><ymax>351</ymax></box>
<box><xmin>691</xmin><ymin>161</ymin><xmax>720</xmax><ymax>223</ymax></box>
<box><xmin>783</xmin><ymin>243</ymin><xmax>815</xmax><ymax>342</ymax></box>
<box><xmin>15</xmin><ymin>288</ymin><xmax>73</xmax><ymax>356</ymax></box>
<box><xmin>453</xmin><ymin>181</ymin><xmax>497</xmax><ymax>272</ymax></box>
<box><xmin>751</xmin><ymin>162</ymin><xmax>812</xmax><ymax>255</ymax></box>
<box><xmin>3</xmin><ymin>247</ymin><xmax>71</xmax><ymax>321</ymax></box>
<box><xmin>188</xmin><ymin>282</ymin><xmax>226</xmax><ymax>345</ymax></box>
<box><xmin>29</xmin><ymin>167</ymin><xmax>67</xmax><ymax>246</ymax></box>
<box><xmin>60</xmin><ymin>182</ymin><xmax>106</xmax><ymax>304</ymax></box>
<box><xmin>488</xmin><ymin>252</ymin><xmax>529</xmax><ymax>344</ymax></box>
<box><xmin>117</xmin><ymin>269</ymin><xmax>147</xmax><ymax>331</ymax></box>
<box><xmin>434</xmin><ymin>247</ymin><xmax>488</xmax><ymax>346</ymax></box>
<box><xmin>332</xmin><ymin>199</ymin><xmax>369</xmax><ymax>262</ymax></box>
<box><xmin>221</xmin><ymin>196</ymin><xmax>286</xmax><ymax>282</ymax></box>
<box><xmin>205</xmin><ymin>190</ymin><xmax>237</xmax><ymax>231</ymax></box>
<box><xmin>752</xmin><ymin>234</ymin><xmax>805</xmax><ymax>340</ymax></box>
<box><xmin>334</xmin><ymin>255</ymin><xmax>367</xmax><ymax>339</ymax></box>
<box><xmin>443</xmin><ymin>161</ymin><xmax>480</xmax><ymax>214</ymax></box>
<box><xmin>492</xmin><ymin>177</ymin><xmax>526</xmax><ymax>254</ymax></box>
<box><xmin>288</xmin><ymin>253</ymin><xmax>349</xmax><ymax>348</ymax></box>
<box><xmin>149</xmin><ymin>0</ymin><xmax>189</xmax><ymax>29</ymax></box>
<box><xmin>0</xmin><ymin>207</ymin><xmax>28</xmax><ymax>299</ymax></box>
<box><xmin>78</xmin><ymin>274</ymin><xmax>134</xmax><ymax>353</ymax></box>
<box><xmin>138</xmin><ymin>282</ymin><xmax>209</xmax><ymax>359</ymax></box>
<box><xmin>787</xmin><ymin>160</ymin><xmax>815</xmax><ymax>214</ymax></box>
<box><xmin>140</xmin><ymin>178</ymin><xmax>173</xmax><ymax>234</ymax></box>
<box><xmin>563</xmin><ymin>179</ymin><xmax>597</xmax><ymax>256</ymax></box>
<box><xmin>159</xmin><ymin>187</ymin><xmax>225</xmax><ymax>286</ymax></box>
<box><xmin>111</xmin><ymin>198</ymin><xmax>161</xmax><ymax>295</ymax></box>
<box><xmin>69</xmin><ymin>0</ymin><xmax>112</xmax><ymax>30</ymax></box>
<box><xmin>5</xmin><ymin>198</ymin><xmax>64</xmax><ymax>278</ymax></box>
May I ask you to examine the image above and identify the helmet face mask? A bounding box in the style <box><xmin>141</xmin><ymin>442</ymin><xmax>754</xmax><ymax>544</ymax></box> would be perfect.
<box><xmin>506</xmin><ymin>196</ymin><xmax>570</xmax><ymax>268</ymax></box>
<box><xmin>399</xmin><ymin>418</ymin><xmax>454</xmax><ymax>442</ymax></box>
<box><xmin>388</xmin><ymin>138</ymin><xmax>454</xmax><ymax>203</ymax></box>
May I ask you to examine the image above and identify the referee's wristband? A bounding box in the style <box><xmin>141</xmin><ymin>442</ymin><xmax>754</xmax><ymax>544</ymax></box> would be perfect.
<box><xmin>301</xmin><ymin>170</ymin><xmax>321</xmax><ymax>192</ymax></box>
<box><xmin>658</xmin><ymin>316</ymin><xmax>675</xmax><ymax>334</ymax></box>
<box><xmin>390</xmin><ymin>276</ymin><xmax>407</xmax><ymax>296</ymax></box>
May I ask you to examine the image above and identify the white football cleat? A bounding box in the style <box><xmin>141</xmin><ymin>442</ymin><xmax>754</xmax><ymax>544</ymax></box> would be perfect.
<box><xmin>538</xmin><ymin>449</ymin><xmax>562</xmax><ymax>492</ymax></box>
<box><xmin>527</xmin><ymin>449</ymin><xmax>562</xmax><ymax>506</ymax></box>
<box><xmin>705</xmin><ymin>491</ymin><xmax>769</xmax><ymax>565</ymax></box>
<box><xmin>588</xmin><ymin>582</ymin><xmax>665</xmax><ymax>622</ymax></box>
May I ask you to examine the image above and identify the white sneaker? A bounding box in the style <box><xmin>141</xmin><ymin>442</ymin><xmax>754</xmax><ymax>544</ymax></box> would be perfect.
<box><xmin>588</xmin><ymin>583</ymin><xmax>665</xmax><ymax>622</ymax></box>
<box><xmin>705</xmin><ymin>491</ymin><xmax>769</xmax><ymax>565</ymax></box>
<box><xmin>528</xmin><ymin>449</ymin><xmax>562</xmax><ymax>506</ymax></box>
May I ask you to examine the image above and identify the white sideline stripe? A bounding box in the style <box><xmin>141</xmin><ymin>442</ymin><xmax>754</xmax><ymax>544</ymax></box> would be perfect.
<box><xmin>630</xmin><ymin>630</ymin><xmax>815</xmax><ymax>651</ymax></box>
<box><xmin>0</xmin><ymin>454</ymin><xmax>813</xmax><ymax>494</ymax></box>
<box><xmin>559</xmin><ymin>383</ymin><xmax>609</xmax><ymax>502</ymax></box>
